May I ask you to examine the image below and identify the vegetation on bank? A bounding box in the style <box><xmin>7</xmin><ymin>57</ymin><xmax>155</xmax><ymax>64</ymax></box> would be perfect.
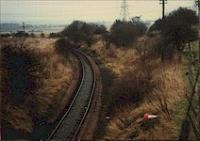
<box><xmin>90</xmin><ymin>38</ymin><xmax>186</xmax><ymax>139</ymax></box>
<box><xmin>1</xmin><ymin>38</ymin><xmax>74</xmax><ymax>134</ymax></box>
<box><xmin>1</xmin><ymin>5</ymin><xmax>198</xmax><ymax>140</ymax></box>
<box><xmin>82</xmin><ymin>7</ymin><xmax>195</xmax><ymax>139</ymax></box>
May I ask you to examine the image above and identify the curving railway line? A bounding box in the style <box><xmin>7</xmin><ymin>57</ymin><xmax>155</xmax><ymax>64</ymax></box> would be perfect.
<box><xmin>47</xmin><ymin>49</ymin><xmax>100</xmax><ymax>141</ymax></box>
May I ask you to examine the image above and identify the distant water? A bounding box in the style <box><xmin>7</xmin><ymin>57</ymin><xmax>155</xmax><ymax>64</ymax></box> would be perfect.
<box><xmin>0</xmin><ymin>21</ymin><xmax>114</xmax><ymax>34</ymax></box>
<box><xmin>0</xmin><ymin>23</ymin><xmax>66</xmax><ymax>34</ymax></box>
<box><xmin>28</xmin><ymin>26</ymin><xmax>65</xmax><ymax>34</ymax></box>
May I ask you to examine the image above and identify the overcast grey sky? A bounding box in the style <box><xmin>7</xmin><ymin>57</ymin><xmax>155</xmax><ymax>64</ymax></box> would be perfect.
<box><xmin>1</xmin><ymin>0</ymin><xmax>196</xmax><ymax>24</ymax></box>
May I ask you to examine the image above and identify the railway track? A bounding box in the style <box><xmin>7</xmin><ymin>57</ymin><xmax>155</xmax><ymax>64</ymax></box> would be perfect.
<box><xmin>47</xmin><ymin>49</ymin><xmax>98</xmax><ymax>140</ymax></box>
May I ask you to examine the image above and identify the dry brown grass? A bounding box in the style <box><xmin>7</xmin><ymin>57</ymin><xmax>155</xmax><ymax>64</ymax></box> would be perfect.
<box><xmin>90</xmin><ymin>36</ymin><xmax>186</xmax><ymax>140</ymax></box>
<box><xmin>1</xmin><ymin>37</ymin><xmax>74</xmax><ymax>133</ymax></box>
<box><xmin>103</xmin><ymin>63</ymin><xmax>186</xmax><ymax>140</ymax></box>
<box><xmin>91</xmin><ymin>40</ymin><xmax>137</xmax><ymax>76</ymax></box>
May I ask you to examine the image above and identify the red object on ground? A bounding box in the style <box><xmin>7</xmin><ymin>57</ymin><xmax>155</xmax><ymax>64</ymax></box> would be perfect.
<box><xmin>143</xmin><ymin>113</ymin><xmax>149</xmax><ymax>121</ymax></box>
<box><xmin>143</xmin><ymin>113</ymin><xmax>158</xmax><ymax>121</ymax></box>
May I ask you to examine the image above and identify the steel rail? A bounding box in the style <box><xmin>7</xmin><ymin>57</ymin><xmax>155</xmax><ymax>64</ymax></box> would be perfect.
<box><xmin>47</xmin><ymin>48</ymin><xmax>97</xmax><ymax>141</ymax></box>
<box><xmin>71</xmin><ymin>49</ymin><xmax>97</xmax><ymax>141</ymax></box>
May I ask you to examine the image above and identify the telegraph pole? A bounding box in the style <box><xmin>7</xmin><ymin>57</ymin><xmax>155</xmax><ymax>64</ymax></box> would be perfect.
<box><xmin>196</xmin><ymin>0</ymin><xmax>200</xmax><ymax>138</ymax></box>
<box><xmin>160</xmin><ymin>0</ymin><xmax>167</xmax><ymax>19</ymax></box>
<box><xmin>197</xmin><ymin>0</ymin><xmax>200</xmax><ymax>62</ymax></box>
<box><xmin>120</xmin><ymin>0</ymin><xmax>129</xmax><ymax>21</ymax></box>
<box><xmin>160</xmin><ymin>0</ymin><xmax>167</xmax><ymax>61</ymax></box>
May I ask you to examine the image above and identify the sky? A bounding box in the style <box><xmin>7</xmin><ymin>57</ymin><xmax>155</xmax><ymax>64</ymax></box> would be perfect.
<box><xmin>1</xmin><ymin>0</ymin><xmax>196</xmax><ymax>25</ymax></box>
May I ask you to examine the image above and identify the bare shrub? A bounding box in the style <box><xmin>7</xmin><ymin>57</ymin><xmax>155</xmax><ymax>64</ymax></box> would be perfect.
<box><xmin>61</xmin><ymin>21</ymin><xmax>106</xmax><ymax>47</ymax></box>
<box><xmin>109</xmin><ymin>18</ymin><xmax>147</xmax><ymax>47</ymax></box>
<box><xmin>108</xmin><ymin>69</ymin><xmax>154</xmax><ymax>112</ymax></box>
<box><xmin>1</xmin><ymin>44</ymin><xmax>45</xmax><ymax>103</ymax></box>
<box><xmin>55</xmin><ymin>38</ymin><xmax>72</xmax><ymax>56</ymax></box>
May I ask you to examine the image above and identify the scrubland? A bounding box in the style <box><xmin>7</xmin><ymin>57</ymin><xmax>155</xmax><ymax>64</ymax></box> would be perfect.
<box><xmin>0</xmin><ymin>35</ymin><xmax>190</xmax><ymax>140</ymax></box>
<box><xmin>1</xmin><ymin>38</ymin><xmax>74</xmax><ymax>133</ymax></box>
<box><xmin>90</xmin><ymin>36</ymin><xmax>187</xmax><ymax>140</ymax></box>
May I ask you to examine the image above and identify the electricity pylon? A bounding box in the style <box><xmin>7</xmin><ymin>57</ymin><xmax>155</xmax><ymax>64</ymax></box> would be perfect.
<box><xmin>120</xmin><ymin>0</ymin><xmax>129</xmax><ymax>21</ymax></box>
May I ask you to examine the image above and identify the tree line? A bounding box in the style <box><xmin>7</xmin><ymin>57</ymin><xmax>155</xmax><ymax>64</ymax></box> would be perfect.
<box><xmin>57</xmin><ymin>7</ymin><xmax>198</xmax><ymax>61</ymax></box>
<box><xmin>2</xmin><ymin>7</ymin><xmax>197</xmax><ymax>61</ymax></box>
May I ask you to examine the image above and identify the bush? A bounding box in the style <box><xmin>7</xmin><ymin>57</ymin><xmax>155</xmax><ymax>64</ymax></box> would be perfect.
<box><xmin>40</xmin><ymin>33</ymin><xmax>45</xmax><ymax>38</ymax></box>
<box><xmin>49</xmin><ymin>32</ymin><xmax>61</xmax><ymax>38</ymax></box>
<box><xmin>55</xmin><ymin>38</ymin><xmax>73</xmax><ymax>56</ymax></box>
<box><xmin>102</xmin><ymin>32</ymin><xmax>111</xmax><ymax>48</ymax></box>
<box><xmin>162</xmin><ymin>8</ymin><xmax>198</xmax><ymax>51</ymax></box>
<box><xmin>30</xmin><ymin>33</ymin><xmax>35</xmax><ymax>38</ymax></box>
<box><xmin>0</xmin><ymin>33</ymin><xmax>11</xmax><ymax>38</ymax></box>
<box><xmin>14</xmin><ymin>31</ymin><xmax>29</xmax><ymax>38</ymax></box>
<box><xmin>62</xmin><ymin>21</ymin><xmax>107</xmax><ymax>47</ymax></box>
<box><xmin>149</xmin><ymin>7</ymin><xmax>198</xmax><ymax>61</ymax></box>
<box><xmin>109</xmin><ymin>18</ymin><xmax>147</xmax><ymax>47</ymax></box>
<box><xmin>148</xmin><ymin>19</ymin><xmax>162</xmax><ymax>33</ymax></box>
<box><xmin>107</xmin><ymin>70</ymin><xmax>154</xmax><ymax>111</ymax></box>
<box><xmin>92</xmin><ymin>24</ymin><xmax>107</xmax><ymax>34</ymax></box>
<box><xmin>62</xmin><ymin>21</ymin><xmax>93</xmax><ymax>46</ymax></box>
<box><xmin>1</xmin><ymin>44</ymin><xmax>45</xmax><ymax>103</ymax></box>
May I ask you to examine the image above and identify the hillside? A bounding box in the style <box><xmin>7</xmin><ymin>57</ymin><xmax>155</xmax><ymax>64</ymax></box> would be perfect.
<box><xmin>1</xmin><ymin>38</ymin><xmax>75</xmax><ymax>138</ymax></box>
<box><xmin>88</xmin><ymin>36</ymin><xmax>187</xmax><ymax>140</ymax></box>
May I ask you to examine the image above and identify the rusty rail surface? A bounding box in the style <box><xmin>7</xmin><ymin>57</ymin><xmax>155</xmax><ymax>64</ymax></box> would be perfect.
<box><xmin>47</xmin><ymin>48</ymin><xmax>101</xmax><ymax>141</ymax></box>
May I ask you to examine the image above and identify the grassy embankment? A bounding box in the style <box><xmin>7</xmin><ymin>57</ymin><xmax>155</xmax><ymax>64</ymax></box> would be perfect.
<box><xmin>1</xmin><ymin>38</ymin><xmax>74</xmax><ymax>136</ymax></box>
<box><xmin>177</xmin><ymin>41</ymin><xmax>199</xmax><ymax>139</ymax></box>
<box><xmin>88</xmin><ymin>36</ymin><xmax>187</xmax><ymax>140</ymax></box>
